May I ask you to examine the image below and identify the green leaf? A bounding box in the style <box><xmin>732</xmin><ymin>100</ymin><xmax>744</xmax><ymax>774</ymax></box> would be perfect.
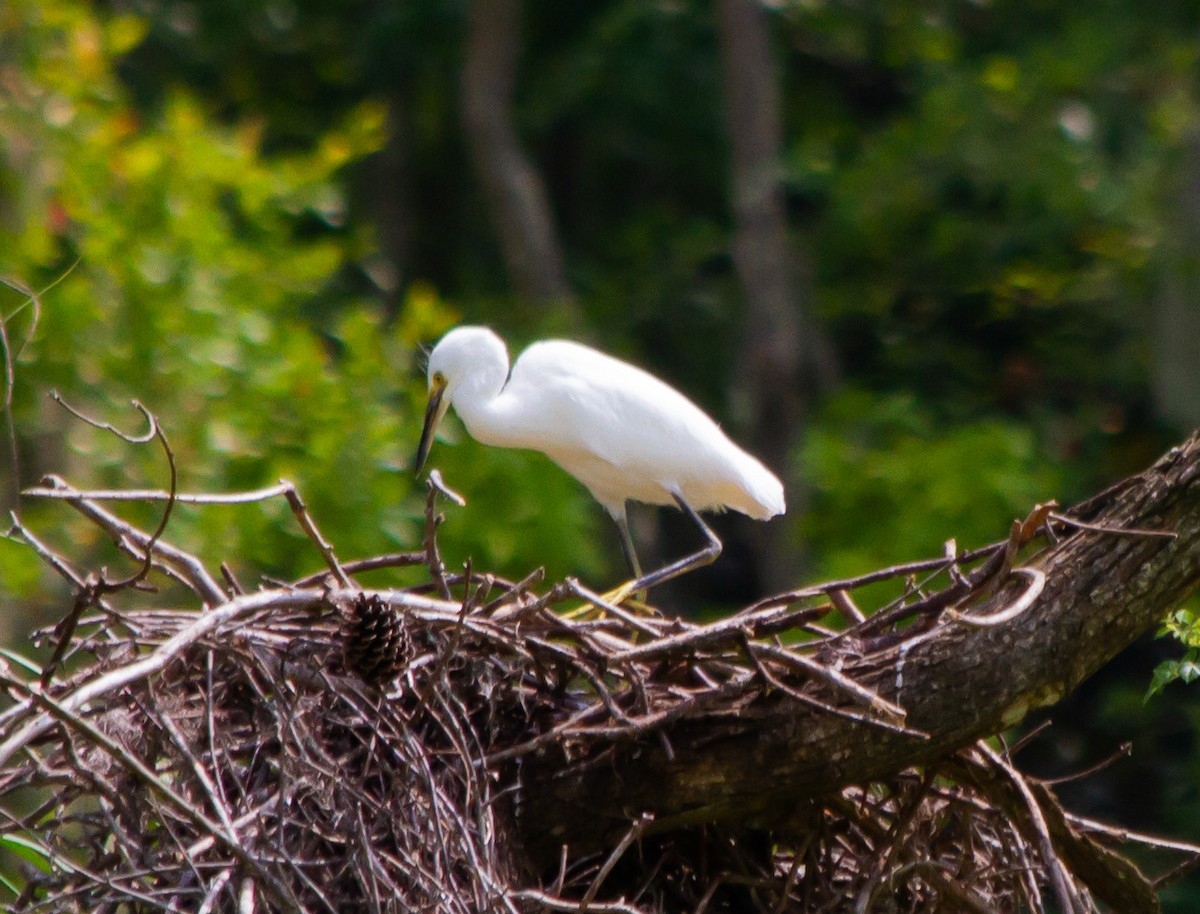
<box><xmin>1146</xmin><ymin>661</ymin><xmax>1181</xmax><ymax>701</ymax></box>
<box><xmin>0</xmin><ymin>834</ymin><xmax>54</xmax><ymax>874</ymax></box>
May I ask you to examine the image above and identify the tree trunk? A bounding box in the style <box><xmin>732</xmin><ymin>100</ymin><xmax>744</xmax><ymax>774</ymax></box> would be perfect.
<box><xmin>368</xmin><ymin>91</ymin><xmax>411</xmax><ymax>321</ymax></box>
<box><xmin>515</xmin><ymin>428</ymin><xmax>1200</xmax><ymax>863</ymax></box>
<box><xmin>1153</xmin><ymin>126</ymin><xmax>1200</xmax><ymax>429</ymax></box>
<box><xmin>460</xmin><ymin>0</ymin><xmax>576</xmax><ymax>309</ymax></box>
<box><xmin>715</xmin><ymin>0</ymin><xmax>837</xmax><ymax>592</ymax></box>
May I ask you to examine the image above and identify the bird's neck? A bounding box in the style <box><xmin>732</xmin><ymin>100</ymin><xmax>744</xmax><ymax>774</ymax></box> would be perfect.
<box><xmin>451</xmin><ymin>365</ymin><xmax>516</xmax><ymax>446</ymax></box>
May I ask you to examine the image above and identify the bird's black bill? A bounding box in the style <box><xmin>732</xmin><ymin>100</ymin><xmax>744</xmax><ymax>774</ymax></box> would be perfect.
<box><xmin>414</xmin><ymin>383</ymin><xmax>447</xmax><ymax>475</ymax></box>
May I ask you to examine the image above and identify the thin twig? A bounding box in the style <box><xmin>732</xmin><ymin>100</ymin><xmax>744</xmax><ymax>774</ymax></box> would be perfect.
<box><xmin>1049</xmin><ymin>511</ymin><xmax>1177</xmax><ymax>540</ymax></box>
<box><xmin>581</xmin><ymin>813</ymin><xmax>654</xmax><ymax>912</ymax></box>
<box><xmin>22</xmin><ymin>482</ymin><xmax>295</xmax><ymax>503</ymax></box>
<box><xmin>423</xmin><ymin>470</ymin><xmax>461</xmax><ymax>599</ymax></box>
<box><xmin>280</xmin><ymin>480</ymin><xmax>352</xmax><ymax>588</ymax></box>
<box><xmin>0</xmin><ymin>588</ymin><xmax>324</xmax><ymax>767</ymax></box>
<box><xmin>34</xmin><ymin>475</ymin><xmax>225</xmax><ymax>605</ymax></box>
<box><xmin>946</xmin><ymin>568</ymin><xmax>1046</xmax><ymax>627</ymax></box>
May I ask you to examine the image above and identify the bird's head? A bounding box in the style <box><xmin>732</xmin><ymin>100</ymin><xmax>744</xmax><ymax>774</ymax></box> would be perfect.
<box><xmin>414</xmin><ymin>326</ymin><xmax>509</xmax><ymax>475</ymax></box>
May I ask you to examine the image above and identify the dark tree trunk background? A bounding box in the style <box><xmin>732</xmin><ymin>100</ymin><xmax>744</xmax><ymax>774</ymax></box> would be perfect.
<box><xmin>716</xmin><ymin>0</ymin><xmax>838</xmax><ymax>593</ymax></box>
<box><xmin>1154</xmin><ymin>125</ymin><xmax>1200</xmax><ymax>429</ymax></box>
<box><xmin>368</xmin><ymin>92</ymin><xmax>412</xmax><ymax>321</ymax></box>
<box><xmin>460</xmin><ymin>0</ymin><xmax>576</xmax><ymax>310</ymax></box>
<box><xmin>514</xmin><ymin>428</ymin><xmax>1200</xmax><ymax>865</ymax></box>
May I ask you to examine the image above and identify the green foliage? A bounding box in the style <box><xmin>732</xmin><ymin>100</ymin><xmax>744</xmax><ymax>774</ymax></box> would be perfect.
<box><xmin>0</xmin><ymin>835</ymin><xmax>52</xmax><ymax>876</ymax></box>
<box><xmin>0</xmin><ymin>0</ymin><xmax>604</xmax><ymax>605</ymax></box>
<box><xmin>1148</xmin><ymin>606</ymin><xmax>1200</xmax><ymax>700</ymax></box>
<box><xmin>802</xmin><ymin>389</ymin><xmax>1066</xmax><ymax>584</ymax></box>
<box><xmin>2</xmin><ymin>0</ymin><xmax>1200</xmax><ymax>899</ymax></box>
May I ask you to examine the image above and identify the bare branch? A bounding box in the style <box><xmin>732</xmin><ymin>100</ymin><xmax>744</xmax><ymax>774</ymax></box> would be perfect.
<box><xmin>3</xmin><ymin>426</ymin><xmax>1199</xmax><ymax>912</ymax></box>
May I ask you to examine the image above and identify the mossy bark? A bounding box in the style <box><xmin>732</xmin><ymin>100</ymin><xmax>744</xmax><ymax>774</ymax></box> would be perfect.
<box><xmin>516</xmin><ymin>429</ymin><xmax>1200</xmax><ymax>865</ymax></box>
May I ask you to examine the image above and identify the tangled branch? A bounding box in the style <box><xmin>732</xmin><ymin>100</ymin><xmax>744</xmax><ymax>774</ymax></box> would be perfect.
<box><xmin>0</xmin><ymin>421</ymin><xmax>1197</xmax><ymax>911</ymax></box>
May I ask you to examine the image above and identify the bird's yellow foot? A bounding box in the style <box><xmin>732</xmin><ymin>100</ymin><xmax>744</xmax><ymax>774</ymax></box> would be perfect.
<box><xmin>600</xmin><ymin>580</ymin><xmax>642</xmax><ymax>606</ymax></box>
<box><xmin>561</xmin><ymin>580</ymin><xmax>650</xmax><ymax>619</ymax></box>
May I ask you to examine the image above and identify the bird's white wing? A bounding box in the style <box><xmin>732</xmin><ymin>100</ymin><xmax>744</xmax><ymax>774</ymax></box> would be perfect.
<box><xmin>507</xmin><ymin>341</ymin><xmax>710</xmax><ymax>456</ymax></box>
<box><xmin>503</xmin><ymin>340</ymin><xmax>783</xmax><ymax>517</ymax></box>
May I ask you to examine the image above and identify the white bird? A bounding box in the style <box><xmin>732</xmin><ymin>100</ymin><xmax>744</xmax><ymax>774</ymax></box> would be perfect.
<box><xmin>415</xmin><ymin>326</ymin><xmax>785</xmax><ymax>592</ymax></box>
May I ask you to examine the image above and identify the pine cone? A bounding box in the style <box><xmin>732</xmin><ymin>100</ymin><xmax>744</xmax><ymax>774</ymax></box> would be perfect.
<box><xmin>341</xmin><ymin>593</ymin><xmax>406</xmax><ymax>686</ymax></box>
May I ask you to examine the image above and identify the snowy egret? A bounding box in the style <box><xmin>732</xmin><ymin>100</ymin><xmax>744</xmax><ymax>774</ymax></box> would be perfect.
<box><xmin>414</xmin><ymin>326</ymin><xmax>785</xmax><ymax>592</ymax></box>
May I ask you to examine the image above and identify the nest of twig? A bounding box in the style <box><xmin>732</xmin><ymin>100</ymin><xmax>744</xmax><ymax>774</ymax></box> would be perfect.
<box><xmin>0</xmin><ymin>459</ymin><xmax>1194</xmax><ymax>912</ymax></box>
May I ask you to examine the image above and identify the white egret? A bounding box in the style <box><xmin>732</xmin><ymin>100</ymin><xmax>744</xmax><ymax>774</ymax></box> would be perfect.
<box><xmin>414</xmin><ymin>326</ymin><xmax>785</xmax><ymax>593</ymax></box>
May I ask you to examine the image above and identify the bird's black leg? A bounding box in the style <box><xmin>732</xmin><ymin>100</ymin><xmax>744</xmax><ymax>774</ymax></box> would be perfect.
<box><xmin>614</xmin><ymin>510</ymin><xmax>644</xmax><ymax>580</ymax></box>
<box><xmin>626</xmin><ymin>495</ymin><xmax>722</xmax><ymax>593</ymax></box>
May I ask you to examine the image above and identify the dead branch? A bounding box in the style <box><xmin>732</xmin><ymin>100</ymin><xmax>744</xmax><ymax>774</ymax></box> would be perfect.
<box><xmin>514</xmin><ymin>429</ymin><xmax>1200</xmax><ymax>865</ymax></box>
<box><xmin>0</xmin><ymin>429</ymin><xmax>1199</xmax><ymax>911</ymax></box>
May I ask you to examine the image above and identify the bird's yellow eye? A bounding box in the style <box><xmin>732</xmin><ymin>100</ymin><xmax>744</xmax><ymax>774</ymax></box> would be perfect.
<box><xmin>431</xmin><ymin>371</ymin><xmax>446</xmax><ymax>389</ymax></box>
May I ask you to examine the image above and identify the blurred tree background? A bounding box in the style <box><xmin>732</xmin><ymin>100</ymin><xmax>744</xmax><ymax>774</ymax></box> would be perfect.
<box><xmin>2</xmin><ymin>0</ymin><xmax>1200</xmax><ymax>906</ymax></box>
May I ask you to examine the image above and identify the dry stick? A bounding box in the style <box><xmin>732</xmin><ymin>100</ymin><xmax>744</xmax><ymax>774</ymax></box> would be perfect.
<box><xmin>894</xmin><ymin>861</ymin><xmax>996</xmax><ymax>914</ymax></box>
<box><xmin>146</xmin><ymin>681</ymin><xmax>239</xmax><ymax>838</ymax></box>
<box><xmin>0</xmin><ymin>318</ymin><xmax>18</xmax><ymax>512</ymax></box>
<box><xmin>0</xmin><ymin>587</ymin><xmax>324</xmax><ymax>768</ymax></box>
<box><xmin>743</xmin><ymin>538</ymin><xmax>1008</xmax><ymax>615</ymax></box>
<box><xmin>292</xmin><ymin>551</ymin><xmax>424</xmax><ymax>587</ymax></box>
<box><xmin>203</xmin><ymin>648</ymin><xmax>235</xmax><ymax>847</ymax></box>
<box><xmin>1042</xmin><ymin>742</ymin><xmax>1133</xmax><ymax>786</ymax></box>
<box><xmin>744</xmin><ymin>644</ymin><xmax>917</xmax><ymax>737</ymax></box>
<box><xmin>279</xmin><ymin>481</ymin><xmax>351</xmax><ymax>588</ymax></box>
<box><xmin>26</xmin><ymin>477</ymin><xmax>373</xmax><ymax>592</ymax></box>
<box><xmin>852</xmin><ymin>772</ymin><xmax>935</xmax><ymax>914</ymax></box>
<box><xmin>482</xmin><ymin>704</ymin><xmax>609</xmax><ymax>765</ymax></box>
<box><xmin>68</xmin><ymin>492</ymin><xmax>224</xmax><ymax>603</ymax></box>
<box><xmin>0</xmin><ymin>669</ymin><xmax>298</xmax><ymax>910</ymax></box>
<box><xmin>220</xmin><ymin>562</ymin><xmax>246</xmax><ymax>596</ymax></box>
<box><xmin>1005</xmin><ymin>719</ymin><xmax>1053</xmax><ymax>756</ymax></box>
<box><xmin>7</xmin><ymin>512</ymin><xmax>95</xmax><ymax>599</ymax></box>
<box><xmin>423</xmin><ymin>470</ymin><xmax>462</xmax><ymax>600</ymax></box>
<box><xmin>238</xmin><ymin>878</ymin><xmax>256</xmax><ymax>914</ymax></box>
<box><xmin>494</xmin><ymin>670</ymin><xmax>749</xmax><ymax>765</ymax></box>
<box><xmin>524</xmin><ymin>636</ymin><xmax>634</xmax><ymax>726</ymax></box>
<box><xmin>969</xmin><ymin>519</ymin><xmax>1025</xmax><ymax>608</ymax></box>
<box><xmin>523</xmin><ymin>607</ymin><xmax>635</xmax><ymax>660</ymax></box>
<box><xmin>770</xmin><ymin>850</ymin><xmax>805</xmax><ymax>914</ymax></box>
<box><xmin>828</xmin><ymin>588</ymin><xmax>865</xmax><ymax>624</ymax></box>
<box><xmin>37</xmin><ymin>398</ymin><xmax>180</xmax><ymax>684</ymax></box>
<box><xmin>945</xmin><ymin>568</ymin><xmax>1046</xmax><ymax>628</ymax></box>
<box><xmin>197</xmin><ymin>869</ymin><xmax>234</xmax><ymax>914</ymax></box>
<box><xmin>607</xmin><ymin>604</ymin><xmax>826</xmax><ymax>665</ymax></box>
<box><xmin>0</xmin><ymin>830</ymin><xmax>173</xmax><ymax>912</ymax></box>
<box><xmin>21</xmin><ymin>482</ymin><xmax>295</xmax><ymax>503</ymax></box>
<box><xmin>47</xmin><ymin>394</ymin><xmax>178</xmax><ymax>589</ymax></box>
<box><xmin>551</xmin><ymin>844</ymin><xmax>570</xmax><ymax>897</ymax></box>
<box><xmin>853</xmin><ymin>540</ymin><xmax>1014</xmax><ymax>641</ymax></box>
<box><xmin>487</xmin><ymin>575</ymin><xmax>585</xmax><ymax>628</ymax></box>
<box><xmin>693</xmin><ymin>875</ymin><xmax>727</xmax><ymax>914</ymax></box>
<box><xmin>34</xmin><ymin>474</ymin><xmax>225</xmax><ymax>606</ymax></box>
<box><xmin>1048</xmin><ymin>511</ymin><xmax>1177</xmax><ymax>540</ymax></box>
<box><xmin>746</xmin><ymin>640</ymin><xmax>914</xmax><ymax>727</ymax></box>
<box><xmin>1062</xmin><ymin>811</ymin><xmax>1200</xmax><ymax>889</ymax></box>
<box><xmin>944</xmin><ymin>538</ymin><xmax>970</xmax><ymax>588</ymax></box>
<box><xmin>412</xmin><ymin>562</ymin><xmax>485</xmax><ymax>708</ymax></box>
<box><xmin>510</xmin><ymin>889</ymin><xmax>649</xmax><ymax>914</ymax></box>
<box><xmin>580</xmin><ymin>813</ymin><xmax>655</xmax><ymax>912</ymax></box>
<box><xmin>556</xmin><ymin>677</ymin><xmax>762</xmax><ymax>745</ymax></box>
<box><xmin>976</xmin><ymin>743</ymin><xmax>1082</xmax><ymax>914</ymax></box>
<box><xmin>481</xmin><ymin>566</ymin><xmax>546</xmax><ymax>615</ymax></box>
<box><xmin>864</xmin><ymin>494</ymin><xmax>1063</xmax><ymax>635</ymax></box>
